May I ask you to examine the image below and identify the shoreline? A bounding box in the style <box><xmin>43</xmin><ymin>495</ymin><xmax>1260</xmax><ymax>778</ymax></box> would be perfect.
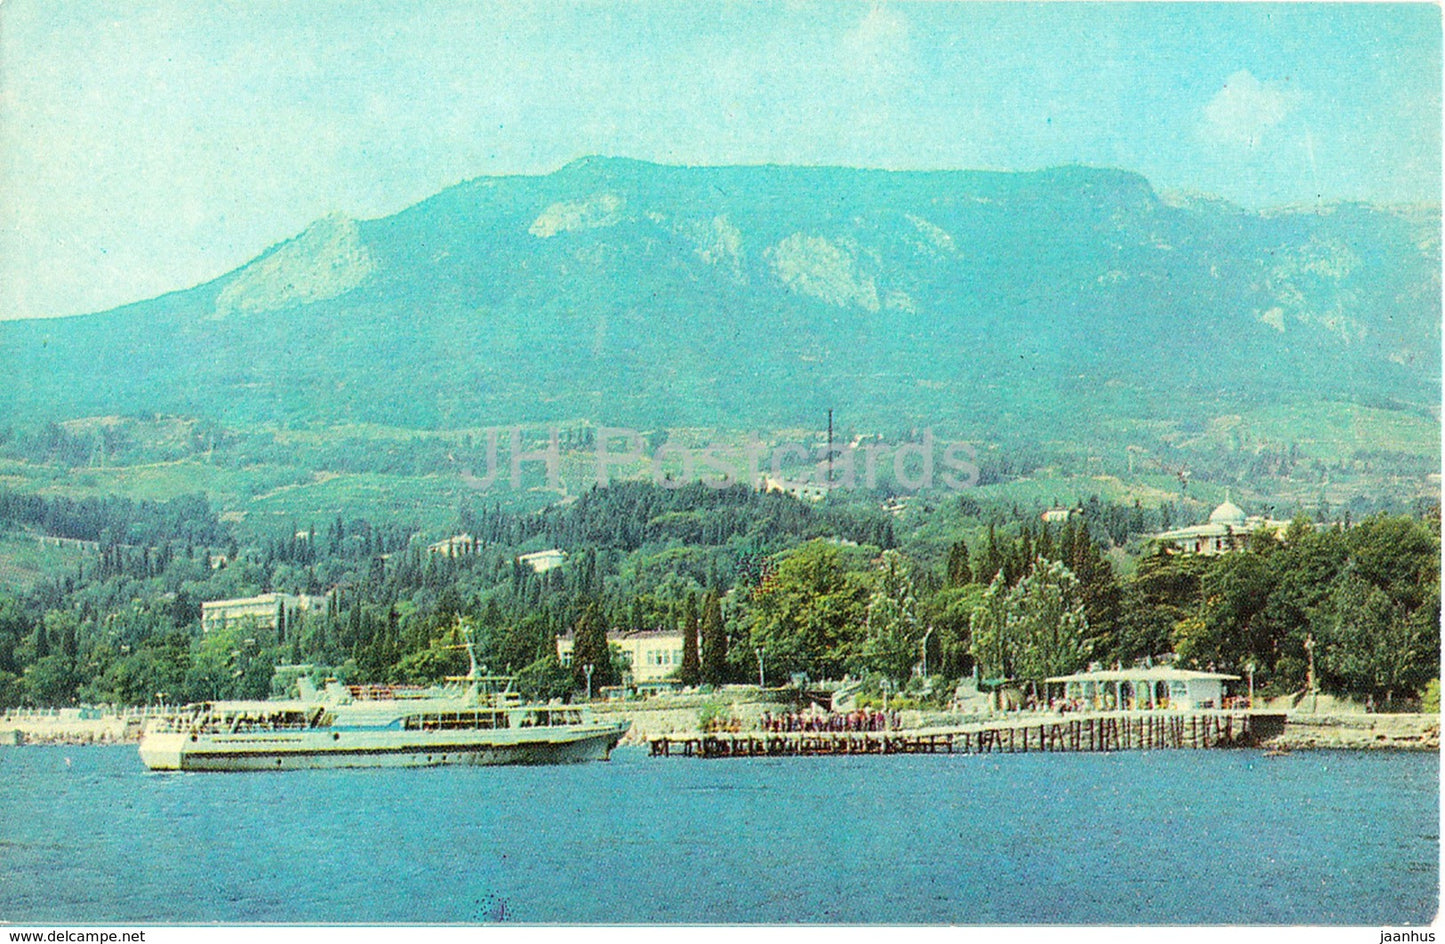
<box><xmin>1268</xmin><ymin>712</ymin><xmax>1439</xmax><ymax>752</ymax></box>
<box><xmin>5</xmin><ymin>708</ymin><xmax>1434</xmax><ymax>752</ymax></box>
<box><xmin>589</xmin><ymin>698</ymin><xmax>1440</xmax><ymax>752</ymax></box>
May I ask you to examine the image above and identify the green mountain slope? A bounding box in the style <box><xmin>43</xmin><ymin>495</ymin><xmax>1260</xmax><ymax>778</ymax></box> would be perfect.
<box><xmin>1</xmin><ymin>158</ymin><xmax>1437</xmax><ymax>440</ymax></box>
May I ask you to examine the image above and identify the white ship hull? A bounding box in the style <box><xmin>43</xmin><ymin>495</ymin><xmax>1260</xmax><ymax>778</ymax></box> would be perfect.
<box><xmin>140</xmin><ymin>721</ymin><xmax>628</xmax><ymax>771</ymax></box>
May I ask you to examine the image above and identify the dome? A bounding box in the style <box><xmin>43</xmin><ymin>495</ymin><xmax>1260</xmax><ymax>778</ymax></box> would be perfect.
<box><xmin>1208</xmin><ymin>501</ymin><xmax>1247</xmax><ymax>527</ymax></box>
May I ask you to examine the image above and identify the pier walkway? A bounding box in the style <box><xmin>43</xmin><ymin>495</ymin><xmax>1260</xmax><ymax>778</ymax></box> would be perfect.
<box><xmin>648</xmin><ymin>710</ymin><xmax>1286</xmax><ymax>759</ymax></box>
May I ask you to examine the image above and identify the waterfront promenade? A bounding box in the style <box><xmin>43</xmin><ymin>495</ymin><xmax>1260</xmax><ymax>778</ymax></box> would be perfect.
<box><xmin>649</xmin><ymin>709</ymin><xmax>1286</xmax><ymax>758</ymax></box>
<box><xmin>0</xmin><ymin>706</ymin><xmax>159</xmax><ymax>745</ymax></box>
<box><xmin>2</xmin><ymin>703</ymin><xmax>1436</xmax><ymax>752</ymax></box>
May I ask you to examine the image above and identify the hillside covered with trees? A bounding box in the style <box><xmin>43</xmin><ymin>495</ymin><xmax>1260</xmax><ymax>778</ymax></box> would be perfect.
<box><xmin>0</xmin><ymin>481</ymin><xmax>1435</xmax><ymax>711</ymax></box>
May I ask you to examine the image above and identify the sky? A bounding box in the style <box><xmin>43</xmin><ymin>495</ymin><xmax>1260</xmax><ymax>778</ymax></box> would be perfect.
<box><xmin>0</xmin><ymin>1</ymin><xmax>1439</xmax><ymax>321</ymax></box>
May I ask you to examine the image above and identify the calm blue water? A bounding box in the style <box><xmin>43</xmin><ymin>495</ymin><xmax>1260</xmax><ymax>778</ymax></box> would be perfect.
<box><xmin>0</xmin><ymin>745</ymin><xmax>1435</xmax><ymax>925</ymax></box>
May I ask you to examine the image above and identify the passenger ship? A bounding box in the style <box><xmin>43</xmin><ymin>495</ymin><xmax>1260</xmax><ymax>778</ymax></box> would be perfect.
<box><xmin>138</xmin><ymin>667</ymin><xmax>629</xmax><ymax>772</ymax></box>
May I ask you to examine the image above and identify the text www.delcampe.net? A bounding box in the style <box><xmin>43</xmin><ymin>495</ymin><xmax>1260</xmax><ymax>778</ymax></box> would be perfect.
<box><xmin>9</xmin><ymin>933</ymin><xmax>145</xmax><ymax>943</ymax></box>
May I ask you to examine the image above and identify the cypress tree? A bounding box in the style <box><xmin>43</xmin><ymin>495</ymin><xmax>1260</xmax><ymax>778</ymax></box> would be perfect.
<box><xmin>1037</xmin><ymin>522</ymin><xmax>1055</xmax><ymax>562</ymax></box>
<box><xmin>946</xmin><ymin>540</ymin><xmax>971</xmax><ymax>587</ymax></box>
<box><xmin>977</xmin><ymin>523</ymin><xmax>1004</xmax><ymax>584</ymax></box>
<box><xmin>1067</xmin><ymin>521</ymin><xmax>1122</xmax><ymax>650</ymax></box>
<box><xmin>570</xmin><ymin>598</ymin><xmax>615</xmax><ymax>694</ymax></box>
<box><xmin>1059</xmin><ymin>519</ymin><xmax>1078</xmax><ymax>567</ymax></box>
<box><xmin>700</xmin><ymin>589</ymin><xmax>726</xmax><ymax>685</ymax></box>
<box><xmin>680</xmin><ymin>592</ymin><xmax>701</xmax><ymax>686</ymax></box>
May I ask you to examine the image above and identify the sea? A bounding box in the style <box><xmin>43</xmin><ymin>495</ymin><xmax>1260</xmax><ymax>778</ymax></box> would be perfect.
<box><xmin>0</xmin><ymin>744</ymin><xmax>1436</xmax><ymax>926</ymax></box>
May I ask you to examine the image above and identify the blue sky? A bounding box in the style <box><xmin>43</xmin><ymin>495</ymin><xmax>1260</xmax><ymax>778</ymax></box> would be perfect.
<box><xmin>1</xmin><ymin>1</ymin><xmax>1439</xmax><ymax>320</ymax></box>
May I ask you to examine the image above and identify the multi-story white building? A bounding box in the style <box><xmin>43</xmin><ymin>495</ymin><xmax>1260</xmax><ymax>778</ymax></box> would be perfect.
<box><xmin>428</xmin><ymin>534</ymin><xmax>478</xmax><ymax>556</ymax></box>
<box><xmin>556</xmin><ymin>629</ymin><xmax>686</xmax><ymax>685</ymax></box>
<box><xmin>201</xmin><ymin>592</ymin><xmax>327</xmax><ymax>634</ymax></box>
<box><xmin>518</xmin><ymin>548</ymin><xmax>567</xmax><ymax>573</ymax></box>
<box><xmin>1150</xmin><ymin>497</ymin><xmax>1289</xmax><ymax>556</ymax></box>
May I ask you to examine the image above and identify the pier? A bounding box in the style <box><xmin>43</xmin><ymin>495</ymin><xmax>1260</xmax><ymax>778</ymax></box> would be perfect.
<box><xmin>648</xmin><ymin>710</ymin><xmax>1287</xmax><ymax>758</ymax></box>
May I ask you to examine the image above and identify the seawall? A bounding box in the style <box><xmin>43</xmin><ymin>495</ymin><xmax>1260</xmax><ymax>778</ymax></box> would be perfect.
<box><xmin>1271</xmin><ymin>712</ymin><xmax>1439</xmax><ymax>751</ymax></box>
<box><xmin>596</xmin><ymin>701</ymin><xmax>1440</xmax><ymax>752</ymax></box>
<box><xmin>3</xmin><ymin>705</ymin><xmax>1437</xmax><ymax>751</ymax></box>
<box><xmin>0</xmin><ymin>716</ymin><xmax>141</xmax><ymax>745</ymax></box>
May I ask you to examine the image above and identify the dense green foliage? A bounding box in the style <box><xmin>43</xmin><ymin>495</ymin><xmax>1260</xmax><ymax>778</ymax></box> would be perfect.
<box><xmin>0</xmin><ymin>478</ymin><xmax>1433</xmax><ymax>709</ymax></box>
<box><xmin>0</xmin><ymin>489</ymin><xmax>228</xmax><ymax>547</ymax></box>
<box><xmin>971</xmin><ymin>559</ymin><xmax>1093</xmax><ymax>683</ymax></box>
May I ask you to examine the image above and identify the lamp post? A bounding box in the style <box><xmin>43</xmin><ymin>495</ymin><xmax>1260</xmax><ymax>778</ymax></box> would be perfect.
<box><xmin>1304</xmin><ymin>633</ymin><xmax>1317</xmax><ymax>713</ymax></box>
<box><xmin>1245</xmin><ymin>661</ymin><xmax>1256</xmax><ymax>709</ymax></box>
<box><xmin>754</xmin><ymin>647</ymin><xmax>765</xmax><ymax>689</ymax></box>
<box><xmin>584</xmin><ymin>662</ymin><xmax>594</xmax><ymax>701</ymax></box>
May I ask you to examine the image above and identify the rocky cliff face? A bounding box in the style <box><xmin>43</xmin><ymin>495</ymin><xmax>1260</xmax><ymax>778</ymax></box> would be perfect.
<box><xmin>0</xmin><ymin>158</ymin><xmax>1436</xmax><ymax>435</ymax></box>
<box><xmin>214</xmin><ymin>213</ymin><xmax>376</xmax><ymax>318</ymax></box>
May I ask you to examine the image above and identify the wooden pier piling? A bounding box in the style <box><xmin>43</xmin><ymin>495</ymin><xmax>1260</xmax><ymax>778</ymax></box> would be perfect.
<box><xmin>647</xmin><ymin>711</ymin><xmax>1282</xmax><ymax>759</ymax></box>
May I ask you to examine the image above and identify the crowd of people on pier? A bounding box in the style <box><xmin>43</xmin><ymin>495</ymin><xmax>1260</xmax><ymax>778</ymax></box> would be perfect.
<box><xmin>758</xmin><ymin>708</ymin><xmax>897</xmax><ymax>733</ymax></box>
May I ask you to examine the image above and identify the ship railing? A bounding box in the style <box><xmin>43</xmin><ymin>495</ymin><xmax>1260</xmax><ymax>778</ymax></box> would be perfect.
<box><xmin>145</xmin><ymin>715</ymin><xmax>315</xmax><ymax>735</ymax></box>
<box><xmin>347</xmin><ymin>684</ymin><xmax>432</xmax><ymax>701</ymax></box>
<box><xmin>2</xmin><ymin>705</ymin><xmax>186</xmax><ymax>722</ymax></box>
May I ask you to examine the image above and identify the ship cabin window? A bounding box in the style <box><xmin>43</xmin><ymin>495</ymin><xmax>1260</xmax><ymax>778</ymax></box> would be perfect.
<box><xmin>515</xmin><ymin>709</ymin><xmax>584</xmax><ymax>727</ymax></box>
<box><xmin>199</xmin><ymin>709</ymin><xmax>312</xmax><ymax>734</ymax></box>
<box><xmin>403</xmin><ymin>710</ymin><xmax>509</xmax><ymax>731</ymax></box>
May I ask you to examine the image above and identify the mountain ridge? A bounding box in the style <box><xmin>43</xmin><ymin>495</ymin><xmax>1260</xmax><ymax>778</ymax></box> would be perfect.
<box><xmin>0</xmin><ymin>158</ymin><xmax>1437</xmax><ymax>444</ymax></box>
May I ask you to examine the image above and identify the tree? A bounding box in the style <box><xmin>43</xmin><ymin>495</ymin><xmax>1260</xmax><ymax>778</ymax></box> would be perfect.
<box><xmin>679</xmin><ymin>592</ymin><xmax>701</xmax><ymax>686</ymax></box>
<box><xmin>945</xmin><ymin>540</ymin><xmax>971</xmax><ymax>587</ymax></box>
<box><xmin>921</xmin><ymin>584</ymin><xmax>983</xmax><ymax>679</ymax></box>
<box><xmin>700</xmin><ymin>589</ymin><xmax>726</xmax><ymax>686</ymax></box>
<box><xmin>1007</xmin><ymin>558</ymin><xmax>1093</xmax><ymax>682</ymax></box>
<box><xmin>22</xmin><ymin>655</ymin><xmax>79</xmax><ymax>707</ymax></box>
<box><xmin>570</xmin><ymin>599</ymin><xmax>616</xmax><ymax>693</ymax></box>
<box><xmin>516</xmin><ymin>654</ymin><xmax>574</xmax><ymax>703</ymax></box>
<box><xmin>739</xmin><ymin>541</ymin><xmax>869</xmax><ymax>681</ymax></box>
<box><xmin>1314</xmin><ymin>574</ymin><xmax>1438</xmax><ymax>703</ymax></box>
<box><xmin>1062</xmin><ymin>522</ymin><xmax>1121</xmax><ymax>652</ymax></box>
<box><xmin>81</xmin><ymin>632</ymin><xmax>189</xmax><ymax>706</ymax></box>
<box><xmin>970</xmin><ymin>558</ymin><xmax>1092</xmax><ymax>683</ymax></box>
<box><xmin>975</xmin><ymin>524</ymin><xmax>1005</xmax><ymax>584</ymax></box>
<box><xmin>857</xmin><ymin>550</ymin><xmax>923</xmax><ymax>682</ymax></box>
<box><xmin>1036</xmin><ymin>523</ymin><xmax>1055</xmax><ymax>562</ymax></box>
<box><xmin>1111</xmin><ymin>549</ymin><xmax>1206</xmax><ymax>666</ymax></box>
<box><xmin>390</xmin><ymin>646</ymin><xmax>459</xmax><ymax>685</ymax></box>
<box><xmin>1249</xmin><ymin>520</ymin><xmax>1346</xmax><ymax>691</ymax></box>
<box><xmin>33</xmin><ymin>618</ymin><xmax>50</xmax><ymax>660</ymax></box>
<box><xmin>969</xmin><ymin>571</ymin><xmax>1011</xmax><ymax>682</ymax></box>
<box><xmin>1177</xmin><ymin>551</ymin><xmax>1271</xmax><ymax>674</ymax></box>
<box><xmin>1348</xmin><ymin>514</ymin><xmax>1439</xmax><ymax>610</ymax></box>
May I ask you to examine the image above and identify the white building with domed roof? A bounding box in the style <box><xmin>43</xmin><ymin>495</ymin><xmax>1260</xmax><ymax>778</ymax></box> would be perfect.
<box><xmin>1151</xmin><ymin>494</ymin><xmax>1289</xmax><ymax>555</ymax></box>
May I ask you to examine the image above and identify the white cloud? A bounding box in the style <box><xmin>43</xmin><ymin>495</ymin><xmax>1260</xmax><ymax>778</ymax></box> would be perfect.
<box><xmin>1200</xmin><ymin>69</ymin><xmax>1299</xmax><ymax>149</ymax></box>
<box><xmin>840</xmin><ymin>5</ymin><xmax>912</xmax><ymax>85</ymax></box>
